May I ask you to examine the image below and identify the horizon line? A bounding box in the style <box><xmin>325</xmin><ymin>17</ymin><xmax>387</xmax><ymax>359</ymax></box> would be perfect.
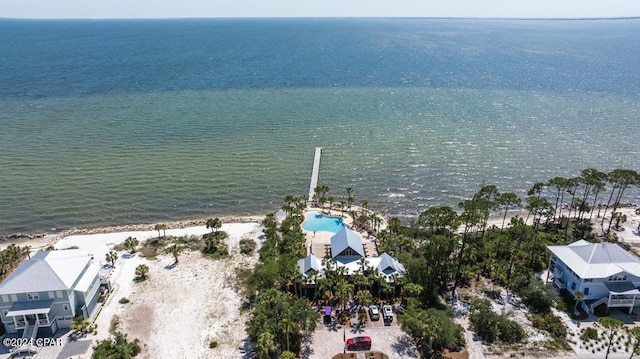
<box><xmin>1</xmin><ymin>15</ymin><xmax>640</xmax><ymax>21</ymax></box>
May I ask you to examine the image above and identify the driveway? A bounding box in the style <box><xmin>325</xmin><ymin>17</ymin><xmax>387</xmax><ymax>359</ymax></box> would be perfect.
<box><xmin>304</xmin><ymin>318</ymin><xmax>418</xmax><ymax>359</ymax></box>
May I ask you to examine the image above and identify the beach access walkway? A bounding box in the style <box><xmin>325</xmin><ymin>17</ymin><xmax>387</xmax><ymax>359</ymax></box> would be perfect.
<box><xmin>308</xmin><ymin>147</ymin><xmax>323</xmax><ymax>202</ymax></box>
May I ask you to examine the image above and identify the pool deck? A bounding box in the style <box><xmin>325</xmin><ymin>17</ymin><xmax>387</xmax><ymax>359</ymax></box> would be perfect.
<box><xmin>308</xmin><ymin>147</ymin><xmax>323</xmax><ymax>202</ymax></box>
<box><xmin>304</xmin><ymin>209</ymin><xmax>378</xmax><ymax>258</ymax></box>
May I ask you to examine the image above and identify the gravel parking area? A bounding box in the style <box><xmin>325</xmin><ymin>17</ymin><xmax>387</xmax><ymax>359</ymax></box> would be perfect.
<box><xmin>304</xmin><ymin>316</ymin><xmax>418</xmax><ymax>359</ymax></box>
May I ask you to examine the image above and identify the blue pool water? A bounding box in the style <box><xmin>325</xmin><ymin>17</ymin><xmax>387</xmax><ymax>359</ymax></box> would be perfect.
<box><xmin>302</xmin><ymin>212</ymin><xmax>345</xmax><ymax>233</ymax></box>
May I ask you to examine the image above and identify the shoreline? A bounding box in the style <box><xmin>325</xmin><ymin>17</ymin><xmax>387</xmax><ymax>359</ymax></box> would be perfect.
<box><xmin>2</xmin><ymin>204</ymin><xmax>638</xmax><ymax>251</ymax></box>
<box><xmin>0</xmin><ymin>213</ymin><xmax>269</xmax><ymax>250</ymax></box>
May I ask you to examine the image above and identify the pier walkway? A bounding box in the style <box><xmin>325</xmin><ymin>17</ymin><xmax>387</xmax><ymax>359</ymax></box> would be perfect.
<box><xmin>308</xmin><ymin>147</ymin><xmax>323</xmax><ymax>202</ymax></box>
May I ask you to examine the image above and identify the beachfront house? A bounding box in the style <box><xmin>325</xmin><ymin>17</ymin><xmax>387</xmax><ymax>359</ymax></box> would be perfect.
<box><xmin>0</xmin><ymin>250</ymin><xmax>108</xmax><ymax>337</ymax></box>
<box><xmin>547</xmin><ymin>240</ymin><xmax>640</xmax><ymax>314</ymax></box>
<box><xmin>299</xmin><ymin>227</ymin><xmax>406</xmax><ymax>282</ymax></box>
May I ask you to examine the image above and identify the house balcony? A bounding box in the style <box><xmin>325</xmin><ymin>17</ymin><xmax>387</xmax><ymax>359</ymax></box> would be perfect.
<box><xmin>608</xmin><ymin>298</ymin><xmax>636</xmax><ymax>307</ymax></box>
<box><xmin>553</xmin><ymin>277</ymin><xmax>567</xmax><ymax>289</ymax></box>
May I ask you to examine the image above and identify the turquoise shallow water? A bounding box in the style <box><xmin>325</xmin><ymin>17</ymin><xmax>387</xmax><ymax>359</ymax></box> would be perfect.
<box><xmin>1</xmin><ymin>87</ymin><xmax>638</xmax><ymax>235</ymax></box>
<box><xmin>1</xmin><ymin>19</ymin><xmax>639</xmax><ymax>235</ymax></box>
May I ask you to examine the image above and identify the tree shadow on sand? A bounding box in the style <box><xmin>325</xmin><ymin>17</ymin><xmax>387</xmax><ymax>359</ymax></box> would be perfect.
<box><xmin>300</xmin><ymin>332</ymin><xmax>315</xmax><ymax>359</ymax></box>
<box><xmin>392</xmin><ymin>333</ymin><xmax>419</xmax><ymax>358</ymax></box>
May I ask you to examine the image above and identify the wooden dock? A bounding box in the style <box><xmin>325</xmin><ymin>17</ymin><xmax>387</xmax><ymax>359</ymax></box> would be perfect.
<box><xmin>308</xmin><ymin>147</ymin><xmax>323</xmax><ymax>202</ymax></box>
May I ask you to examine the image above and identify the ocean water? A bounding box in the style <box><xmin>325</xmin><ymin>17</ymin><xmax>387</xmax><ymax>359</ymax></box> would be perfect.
<box><xmin>1</xmin><ymin>18</ymin><xmax>639</xmax><ymax>235</ymax></box>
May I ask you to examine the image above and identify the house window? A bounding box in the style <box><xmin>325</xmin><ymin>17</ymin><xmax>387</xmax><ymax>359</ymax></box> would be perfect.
<box><xmin>571</xmin><ymin>282</ymin><xmax>576</xmax><ymax>290</ymax></box>
<box><xmin>56</xmin><ymin>291</ymin><xmax>63</xmax><ymax>299</ymax></box>
<box><xmin>27</xmin><ymin>293</ymin><xmax>39</xmax><ymax>300</ymax></box>
<box><xmin>10</xmin><ymin>294</ymin><xmax>17</xmax><ymax>302</ymax></box>
<box><xmin>63</xmin><ymin>304</ymin><xmax>69</xmax><ymax>311</ymax></box>
<box><xmin>48</xmin><ymin>291</ymin><xmax>54</xmax><ymax>299</ymax></box>
<box><xmin>1</xmin><ymin>295</ymin><xmax>7</xmax><ymax>303</ymax></box>
<box><xmin>608</xmin><ymin>274</ymin><xmax>628</xmax><ymax>282</ymax></box>
<box><xmin>584</xmin><ymin>288</ymin><xmax>590</xmax><ymax>295</ymax></box>
<box><xmin>584</xmin><ymin>279</ymin><xmax>593</xmax><ymax>283</ymax></box>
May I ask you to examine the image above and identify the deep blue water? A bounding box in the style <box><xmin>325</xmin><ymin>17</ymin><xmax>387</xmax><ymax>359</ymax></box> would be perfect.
<box><xmin>2</xmin><ymin>18</ymin><xmax>640</xmax><ymax>98</ymax></box>
<box><xmin>0</xmin><ymin>18</ymin><xmax>639</xmax><ymax>235</ymax></box>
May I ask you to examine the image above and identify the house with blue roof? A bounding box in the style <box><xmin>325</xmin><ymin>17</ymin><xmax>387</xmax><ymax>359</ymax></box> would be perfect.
<box><xmin>0</xmin><ymin>250</ymin><xmax>109</xmax><ymax>337</ymax></box>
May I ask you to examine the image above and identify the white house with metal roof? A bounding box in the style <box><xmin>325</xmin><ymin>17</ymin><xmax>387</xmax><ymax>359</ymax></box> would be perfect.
<box><xmin>0</xmin><ymin>250</ymin><xmax>107</xmax><ymax>337</ymax></box>
<box><xmin>298</xmin><ymin>227</ymin><xmax>405</xmax><ymax>282</ymax></box>
<box><xmin>547</xmin><ymin>240</ymin><xmax>640</xmax><ymax>314</ymax></box>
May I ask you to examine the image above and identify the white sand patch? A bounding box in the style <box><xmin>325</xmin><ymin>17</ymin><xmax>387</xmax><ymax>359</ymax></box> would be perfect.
<box><xmin>49</xmin><ymin>222</ymin><xmax>260</xmax><ymax>359</ymax></box>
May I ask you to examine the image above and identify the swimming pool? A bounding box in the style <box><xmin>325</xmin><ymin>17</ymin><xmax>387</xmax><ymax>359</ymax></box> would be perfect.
<box><xmin>302</xmin><ymin>212</ymin><xmax>345</xmax><ymax>233</ymax></box>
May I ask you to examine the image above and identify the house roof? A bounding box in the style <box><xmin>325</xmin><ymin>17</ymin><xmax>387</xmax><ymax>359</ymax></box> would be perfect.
<box><xmin>375</xmin><ymin>252</ymin><xmax>406</xmax><ymax>276</ymax></box>
<box><xmin>75</xmin><ymin>263</ymin><xmax>101</xmax><ymax>293</ymax></box>
<box><xmin>604</xmin><ymin>282</ymin><xmax>640</xmax><ymax>295</ymax></box>
<box><xmin>6</xmin><ymin>299</ymin><xmax>54</xmax><ymax>316</ymax></box>
<box><xmin>322</xmin><ymin>254</ymin><xmax>406</xmax><ymax>281</ymax></box>
<box><xmin>330</xmin><ymin>228</ymin><xmax>365</xmax><ymax>258</ymax></box>
<box><xmin>0</xmin><ymin>250</ymin><xmax>92</xmax><ymax>295</ymax></box>
<box><xmin>548</xmin><ymin>240</ymin><xmax>640</xmax><ymax>279</ymax></box>
<box><xmin>297</xmin><ymin>254</ymin><xmax>324</xmax><ymax>277</ymax></box>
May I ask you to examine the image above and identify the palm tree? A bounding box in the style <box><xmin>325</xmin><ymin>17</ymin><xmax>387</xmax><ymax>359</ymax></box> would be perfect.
<box><xmin>360</xmin><ymin>199</ymin><xmax>369</xmax><ymax>214</ymax></box>
<box><xmin>21</xmin><ymin>245</ymin><xmax>32</xmax><ymax>259</ymax></box>
<box><xmin>166</xmin><ymin>244</ymin><xmax>182</xmax><ymax>264</ymax></box>
<box><xmin>105</xmin><ymin>251</ymin><xmax>118</xmax><ymax>266</ymax></box>
<box><xmin>254</xmin><ymin>331</ymin><xmax>275</xmax><ymax>359</ymax></box>
<box><xmin>327</xmin><ymin>196</ymin><xmax>335</xmax><ymax>213</ymax></box>
<box><xmin>70</xmin><ymin>316</ymin><xmax>95</xmax><ymax>335</ymax></box>
<box><xmin>124</xmin><ymin>237</ymin><xmax>139</xmax><ymax>253</ymax></box>
<box><xmin>205</xmin><ymin>217</ymin><xmax>222</xmax><ymax>233</ymax></box>
<box><xmin>279</xmin><ymin>318</ymin><xmax>295</xmax><ymax>352</ymax></box>
<box><xmin>154</xmin><ymin>223</ymin><xmax>167</xmax><ymax>238</ymax></box>
<box><xmin>346</xmin><ymin>187</ymin><xmax>354</xmax><ymax>211</ymax></box>
<box><xmin>135</xmin><ymin>264</ymin><xmax>150</xmax><ymax>280</ymax></box>
<box><xmin>388</xmin><ymin>217</ymin><xmax>402</xmax><ymax>235</ymax></box>
<box><xmin>334</xmin><ymin>278</ymin><xmax>353</xmax><ymax>312</ymax></box>
<box><xmin>613</xmin><ymin>212</ymin><xmax>627</xmax><ymax>230</ymax></box>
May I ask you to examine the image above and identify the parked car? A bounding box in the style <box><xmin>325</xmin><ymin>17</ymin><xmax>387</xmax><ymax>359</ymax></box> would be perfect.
<box><xmin>382</xmin><ymin>305</ymin><xmax>393</xmax><ymax>318</ymax></box>
<box><xmin>368</xmin><ymin>305</ymin><xmax>380</xmax><ymax>321</ymax></box>
<box><xmin>346</xmin><ymin>336</ymin><xmax>372</xmax><ymax>350</ymax></box>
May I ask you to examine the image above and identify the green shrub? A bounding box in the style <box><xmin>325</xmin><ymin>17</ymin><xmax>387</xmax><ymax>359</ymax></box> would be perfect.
<box><xmin>580</xmin><ymin>327</ymin><xmax>598</xmax><ymax>342</ymax></box>
<box><xmin>93</xmin><ymin>332</ymin><xmax>141</xmax><ymax>359</ymax></box>
<box><xmin>518</xmin><ymin>280</ymin><xmax>558</xmax><ymax>313</ymax></box>
<box><xmin>202</xmin><ymin>232</ymin><xmax>229</xmax><ymax>259</ymax></box>
<box><xmin>469</xmin><ymin>299</ymin><xmax>526</xmax><ymax>344</ymax></box>
<box><xmin>530</xmin><ymin>313</ymin><xmax>567</xmax><ymax>339</ymax></box>
<box><xmin>119</xmin><ymin>297</ymin><xmax>130</xmax><ymax>304</ymax></box>
<box><xmin>209</xmin><ymin>340</ymin><xmax>218</xmax><ymax>349</ymax></box>
<box><xmin>239</xmin><ymin>239</ymin><xmax>257</xmax><ymax>255</ymax></box>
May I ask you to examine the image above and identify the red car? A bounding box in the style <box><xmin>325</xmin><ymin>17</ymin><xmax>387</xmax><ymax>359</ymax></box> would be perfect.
<box><xmin>346</xmin><ymin>336</ymin><xmax>372</xmax><ymax>350</ymax></box>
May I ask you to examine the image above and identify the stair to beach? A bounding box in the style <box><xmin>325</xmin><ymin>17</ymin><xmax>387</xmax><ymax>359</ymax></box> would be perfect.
<box><xmin>589</xmin><ymin>297</ymin><xmax>607</xmax><ymax>313</ymax></box>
